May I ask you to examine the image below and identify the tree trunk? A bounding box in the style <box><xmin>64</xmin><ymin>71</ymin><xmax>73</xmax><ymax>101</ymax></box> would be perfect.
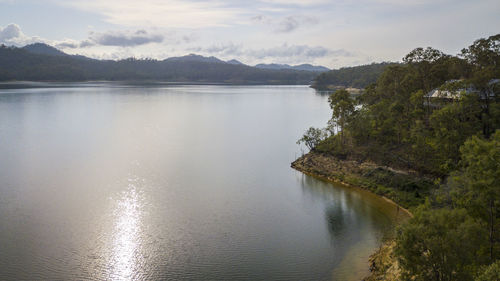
<box><xmin>490</xmin><ymin>199</ymin><xmax>494</xmax><ymax>262</ymax></box>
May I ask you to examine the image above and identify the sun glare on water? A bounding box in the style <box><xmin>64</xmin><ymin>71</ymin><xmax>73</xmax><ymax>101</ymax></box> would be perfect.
<box><xmin>110</xmin><ymin>177</ymin><xmax>144</xmax><ymax>280</ymax></box>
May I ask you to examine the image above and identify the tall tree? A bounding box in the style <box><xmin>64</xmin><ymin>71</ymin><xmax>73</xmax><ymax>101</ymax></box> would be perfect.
<box><xmin>461</xmin><ymin>34</ymin><xmax>500</xmax><ymax>138</ymax></box>
<box><xmin>403</xmin><ymin>47</ymin><xmax>449</xmax><ymax>93</ymax></box>
<box><xmin>328</xmin><ymin>89</ymin><xmax>355</xmax><ymax>147</ymax></box>
<box><xmin>452</xmin><ymin>131</ymin><xmax>500</xmax><ymax>261</ymax></box>
<box><xmin>396</xmin><ymin>207</ymin><xmax>488</xmax><ymax>281</ymax></box>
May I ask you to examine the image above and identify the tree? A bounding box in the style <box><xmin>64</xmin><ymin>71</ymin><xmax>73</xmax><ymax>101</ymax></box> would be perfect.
<box><xmin>475</xmin><ymin>261</ymin><xmax>500</xmax><ymax>281</ymax></box>
<box><xmin>311</xmin><ymin>62</ymin><xmax>394</xmax><ymax>90</ymax></box>
<box><xmin>461</xmin><ymin>34</ymin><xmax>500</xmax><ymax>71</ymax></box>
<box><xmin>461</xmin><ymin>34</ymin><xmax>500</xmax><ymax>138</ymax></box>
<box><xmin>403</xmin><ymin>47</ymin><xmax>447</xmax><ymax>64</ymax></box>
<box><xmin>297</xmin><ymin>127</ymin><xmax>327</xmax><ymax>150</ymax></box>
<box><xmin>328</xmin><ymin>89</ymin><xmax>355</xmax><ymax>147</ymax></box>
<box><xmin>396</xmin><ymin>207</ymin><xmax>488</xmax><ymax>281</ymax></box>
<box><xmin>403</xmin><ymin>47</ymin><xmax>449</xmax><ymax>93</ymax></box>
<box><xmin>451</xmin><ymin>131</ymin><xmax>500</xmax><ymax>261</ymax></box>
<box><xmin>428</xmin><ymin>94</ymin><xmax>482</xmax><ymax>173</ymax></box>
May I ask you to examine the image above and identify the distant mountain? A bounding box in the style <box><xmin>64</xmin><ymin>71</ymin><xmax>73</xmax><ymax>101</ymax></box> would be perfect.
<box><xmin>311</xmin><ymin>62</ymin><xmax>397</xmax><ymax>90</ymax></box>
<box><xmin>226</xmin><ymin>59</ymin><xmax>244</xmax><ymax>65</ymax></box>
<box><xmin>22</xmin><ymin>43</ymin><xmax>95</xmax><ymax>61</ymax></box>
<box><xmin>255</xmin><ymin>63</ymin><xmax>291</xmax><ymax>70</ymax></box>
<box><xmin>255</xmin><ymin>63</ymin><xmax>329</xmax><ymax>72</ymax></box>
<box><xmin>0</xmin><ymin>44</ymin><xmax>319</xmax><ymax>84</ymax></box>
<box><xmin>165</xmin><ymin>54</ymin><xmax>225</xmax><ymax>64</ymax></box>
<box><xmin>293</xmin><ymin>64</ymin><xmax>330</xmax><ymax>72</ymax></box>
<box><xmin>22</xmin><ymin>43</ymin><xmax>68</xmax><ymax>56</ymax></box>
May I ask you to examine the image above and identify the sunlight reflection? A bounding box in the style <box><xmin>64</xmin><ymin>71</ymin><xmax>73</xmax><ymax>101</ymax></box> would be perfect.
<box><xmin>111</xmin><ymin>177</ymin><xmax>143</xmax><ymax>280</ymax></box>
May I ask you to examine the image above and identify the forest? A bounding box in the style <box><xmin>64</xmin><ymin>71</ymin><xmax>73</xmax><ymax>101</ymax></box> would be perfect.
<box><xmin>299</xmin><ymin>33</ymin><xmax>500</xmax><ymax>280</ymax></box>
<box><xmin>0</xmin><ymin>44</ymin><xmax>316</xmax><ymax>84</ymax></box>
<box><xmin>310</xmin><ymin>62</ymin><xmax>396</xmax><ymax>90</ymax></box>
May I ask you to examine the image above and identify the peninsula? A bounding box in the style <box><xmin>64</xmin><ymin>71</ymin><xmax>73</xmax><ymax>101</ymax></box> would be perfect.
<box><xmin>294</xmin><ymin>33</ymin><xmax>500</xmax><ymax>281</ymax></box>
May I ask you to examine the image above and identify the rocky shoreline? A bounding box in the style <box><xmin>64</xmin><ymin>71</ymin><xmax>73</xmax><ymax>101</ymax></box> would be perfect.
<box><xmin>291</xmin><ymin>151</ymin><xmax>421</xmax><ymax>280</ymax></box>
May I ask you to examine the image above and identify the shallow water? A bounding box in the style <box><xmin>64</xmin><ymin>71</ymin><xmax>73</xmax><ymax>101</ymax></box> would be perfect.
<box><xmin>0</xmin><ymin>84</ymin><xmax>404</xmax><ymax>280</ymax></box>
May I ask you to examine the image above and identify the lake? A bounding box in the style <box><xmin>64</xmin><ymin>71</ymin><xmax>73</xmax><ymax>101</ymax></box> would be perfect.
<box><xmin>0</xmin><ymin>84</ymin><xmax>403</xmax><ymax>280</ymax></box>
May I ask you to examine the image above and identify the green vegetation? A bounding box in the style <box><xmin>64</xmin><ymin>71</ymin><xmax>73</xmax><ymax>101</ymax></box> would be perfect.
<box><xmin>0</xmin><ymin>44</ymin><xmax>316</xmax><ymax>84</ymax></box>
<box><xmin>311</xmin><ymin>62</ymin><xmax>396</xmax><ymax>90</ymax></box>
<box><xmin>296</xmin><ymin>127</ymin><xmax>327</xmax><ymax>150</ymax></box>
<box><xmin>300</xmin><ymin>34</ymin><xmax>500</xmax><ymax>281</ymax></box>
<box><xmin>396</xmin><ymin>207</ymin><xmax>488</xmax><ymax>281</ymax></box>
<box><xmin>476</xmin><ymin>261</ymin><xmax>500</xmax><ymax>281</ymax></box>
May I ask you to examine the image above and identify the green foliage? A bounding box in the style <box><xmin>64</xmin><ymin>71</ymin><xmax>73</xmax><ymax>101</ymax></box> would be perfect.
<box><xmin>307</xmin><ymin>33</ymin><xmax>499</xmax><ymax>176</ymax></box>
<box><xmin>461</xmin><ymin>34</ymin><xmax>500</xmax><ymax>72</ymax></box>
<box><xmin>428</xmin><ymin>95</ymin><xmax>483</xmax><ymax>173</ymax></box>
<box><xmin>451</xmin><ymin>131</ymin><xmax>500</xmax><ymax>260</ymax></box>
<box><xmin>328</xmin><ymin>89</ymin><xmax>355</xmax><ymax>147</ymax></box>
<box><xmin>475</xmin><ymin>261</ymin><xmax>500</xmax><ymax>281</ymax></box>
<box><xmin>396</xmin><ymin>132</ymin><xmax>500</xmax><ymax>280</ymax></box>
<box><xmin>301</xmin><ymin>33</ymin><xmax>500</xmax><ymax>280</ymax></box>
<box><xmin>314</xmin><ymin>135</ymin><xmax>343</xmax><ymax>154</ymax></box>
<box><xmin>297</xmin><ymin>127</ymin><xmax>327</xmax><ymax>150</ymax></box>
<box><xmin>311</xmin><ymin>62</ymin><xmax>395</xmax><ymax>90</ymax></box>
<box><xmin>360</xmin><ymin>168</ymin><xmax>433</xmax><ymax>207</ymax></box>
<box><xmin>396</xmin><ymin>207</ymin><xmax>488</xmax><ymax>281</ymax></box>
<box><xmin>0</xmin><ymin>45</ymin><xmax>317</xmax><ymax>83</ymax></box>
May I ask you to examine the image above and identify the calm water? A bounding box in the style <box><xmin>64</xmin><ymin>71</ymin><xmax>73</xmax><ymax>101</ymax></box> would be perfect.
<box><xmin>0</xmin><ymin>84</ymin><xmax>404</xmax><ymax>281</ymax></box>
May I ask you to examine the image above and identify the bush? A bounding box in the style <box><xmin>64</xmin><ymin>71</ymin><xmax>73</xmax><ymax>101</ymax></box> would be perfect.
<box><xmin>396</xmin><ymin>207</ymin><xmax>489</xmax><ymax>281</ymax></box>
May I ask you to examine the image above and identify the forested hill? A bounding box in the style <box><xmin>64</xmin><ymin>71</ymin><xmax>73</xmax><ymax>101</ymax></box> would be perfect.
<box><xmin>255</xmin><ymin>63</ymin><xmax>330</xmax><ymax>72</ymax></box>
<box><xmin>311</xmin><ymin>62</ymin><xmax>396</xmax><ymax>90</ymax></box>
<box><xmin>299</xmin><ymin>33</ymin><xmax>500</xmax><ymax>281</ymax></box>
<box><xmin>0</xmin><ymin>44</ymin><xmax>317</xmax><ymax>84</ymax></box>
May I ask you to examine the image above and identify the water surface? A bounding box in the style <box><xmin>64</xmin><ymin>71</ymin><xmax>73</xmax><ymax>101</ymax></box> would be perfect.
<box><xmin>0</xmin><ymin>84</ymin><xmax>404</xmax><ymax>280</ymax></box>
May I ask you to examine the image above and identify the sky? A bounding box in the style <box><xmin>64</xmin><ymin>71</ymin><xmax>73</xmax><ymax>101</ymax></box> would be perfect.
<box><xmin>0</xmin><ymin>0</ymin><xmax>499</xmax><ymax>68</ymax></box>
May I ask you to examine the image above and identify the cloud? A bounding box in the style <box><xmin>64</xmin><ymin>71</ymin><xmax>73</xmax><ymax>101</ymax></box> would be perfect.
<box><xmin>276</xmin><ymin>16</ymin><xmax>299</xmax><ymax>32</ymax></box>
<box><xmin>191</xmin><ymin>42</ymin><xmax>355</xmax><ymax>64</ymax></box>
<box><xmin>0</xmin><ymin>24</ymin><xmax>22</xmax><ymax>42</ymax></box>
<box><xmin>89</xmin><ymin>30</ymin><xmax>164</xmax><ymax>47</ymax></box>
<box><xmin>248</xmin><ymin>44</ymin><xmax>343</xmax><ymax>59</ymax></box>
<box><xmin>365</xmin><ymin>0</ymin><xmax>453</xmax><ymax>5</ymax></box>
<box><xmin>259</xmin><ymin>0</ymin><xmax>330</xmax><ymax>6</ymax></box>
<box><xmin>2</xmin><ymin>24</ymin><xmax>165</xmax><ymax>49</ymax></box>
<box><xmin>56</xmin><ymin>29</ymin><xmax>165</xmax><ymax>48</ymax></box>
<box><xmin>0</xmin><ymin>23</ymin><xmax>41</xmax><ymax>46</ymax></box>
<box><xmin>252</xmin><ymin>15</ymin><xmax>318</xmax><ymax>33</ymax></box>
<box><xmin>57</xmin><ymin>0</ymin><xmax>243</xmax><ymax>28</ymax></box>
<box><xmin>189</xmin><ymin>42</ymin><xmax>244</xmax><ymax>56</ymax></box>
<box><xmin>55</xmin><ymin>41</ymin><xmax>80</xmax><ymax>49</ymax></box>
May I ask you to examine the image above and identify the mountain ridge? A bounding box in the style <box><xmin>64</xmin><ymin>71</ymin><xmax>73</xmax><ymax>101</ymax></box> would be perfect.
<box><xmin>255</xmin><ymin>63</ymin><xmax>329</xmax><ymax>72</ymax></box>
<box><xmin>19</xmin><ymin>43</ymin><xmax>330</xmax><ymax>71</ymax></box>
<box><xmin>22</xmin><ymin>43</ymin><xmax>68</xmax><ymax>56</ymax></box>
<box><xmin>0</xmin><ymin>43</ymin><xmax>320</xmax><ymax>84</ymax></box>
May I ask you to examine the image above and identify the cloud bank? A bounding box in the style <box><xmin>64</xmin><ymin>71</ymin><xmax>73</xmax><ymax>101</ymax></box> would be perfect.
<box><xmin>0</xmin><ymin>23</ymin><xmax>40</xmax><ymax>46</ymax></box>
<box><xmin>251</xmin><ymin>15</ymin><xmax>318</xmax><ymax>33</ymax></box>
<box><xmin>57</xmin><ymin>0</ymin><xmax>242</xmax><ymax>28</ymax></box>
<box><xmin>57</xmin><ymin>30</ymin><xmax>165</xmax><ymax>48</ymax></box>
<box><xmin>189</xmin><ymin>43</ymin><xmax>355</xmax><ymax>64</ymax></box>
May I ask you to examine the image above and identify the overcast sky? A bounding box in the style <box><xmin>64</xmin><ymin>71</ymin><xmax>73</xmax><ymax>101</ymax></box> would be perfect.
<box><xmin>0</xmin><ymin>0</ymin><xmax>499</xmax><ymax>68</ymax></box>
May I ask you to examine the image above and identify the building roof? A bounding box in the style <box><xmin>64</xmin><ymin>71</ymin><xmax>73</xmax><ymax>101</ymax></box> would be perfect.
<box><xmin>425</xmin><ymin>79</ymin><xmax>499</xmax><ymax>100</ymax></box>
<box><xmin>425</xmin><ymin>88</ymin><xmax>476</xmax><ymax>99</ymax></box>
<box><xmin>488</xmin><ymin>79</ymin><xmax>500</xmax><ymax>86</ymax></box>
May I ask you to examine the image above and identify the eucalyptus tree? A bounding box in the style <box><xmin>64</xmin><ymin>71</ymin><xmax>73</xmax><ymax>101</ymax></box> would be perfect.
<box><xmin>328</xmin><ymin>89</ymin><xmax>355</xmax><ymax>148</ymax></box>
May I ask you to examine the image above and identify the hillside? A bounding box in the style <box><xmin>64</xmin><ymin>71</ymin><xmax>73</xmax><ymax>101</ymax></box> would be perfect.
<box><xmin>22</xmin><ymin>43</ymin><xmax>68</xmax><ymax>56</ymax></box>
<box><xmin>255</xmin><ymin>63</ymin><xmax>329</xmax><ymax>72</ymax></box>
<box><xmin>311</xmin><ymin>62</ymin><xmax>396</xmax><ymax>90</ymax></box>
<box><xmin>0</xmin><ymin>44</ymin><xmax>318</xmax><ymax>84</ymax></box>
<box><xmin>297</xmin><ymin>33</ymin><xmax>500</xmax><ymax>281</ymax></box>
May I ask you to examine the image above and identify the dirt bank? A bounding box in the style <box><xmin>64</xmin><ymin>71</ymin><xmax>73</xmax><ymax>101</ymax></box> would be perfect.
<box><xmin>291</xmin><ymin>151</ymin><xmax>423</xmax><ymax>280</ymax></box>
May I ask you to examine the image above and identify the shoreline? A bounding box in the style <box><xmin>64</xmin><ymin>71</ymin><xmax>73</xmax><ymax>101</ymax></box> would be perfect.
<box><xmin>292</xmin><ymin>163</ymin><xmax>413</xmax><ymax>219</ymax></box>
<box><xmin>291</xmin><ymin>151</ymin><xmax>417</xmax><ymax>280</ymax></box>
